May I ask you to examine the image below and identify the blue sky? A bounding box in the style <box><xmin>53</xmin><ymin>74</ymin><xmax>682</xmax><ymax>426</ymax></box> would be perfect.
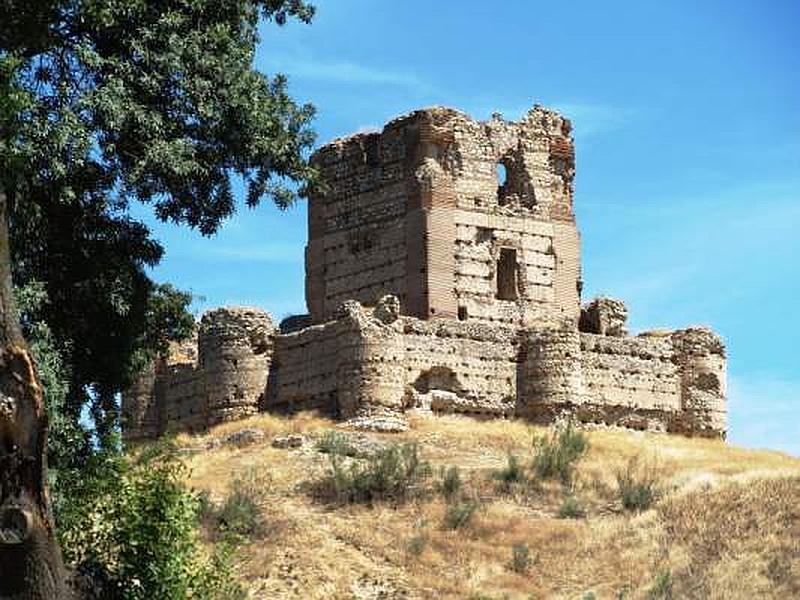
<box><xmin>138</xmin><ymin>1</ymin><xmax>800</xmax><ymax>455</ymax></box>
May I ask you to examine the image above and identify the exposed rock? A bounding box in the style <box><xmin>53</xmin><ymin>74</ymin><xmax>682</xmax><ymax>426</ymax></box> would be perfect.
<box><xmin>272</xmin><ymin>434</ymin><xmax>306</xmax><ymax>449</ymax></box>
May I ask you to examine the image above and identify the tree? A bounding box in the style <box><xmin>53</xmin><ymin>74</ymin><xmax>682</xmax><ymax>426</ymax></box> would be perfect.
<box><xmin>0</xmin><ymin>1</ymin><xmax>317</xmax><ymax>596</ymax></box>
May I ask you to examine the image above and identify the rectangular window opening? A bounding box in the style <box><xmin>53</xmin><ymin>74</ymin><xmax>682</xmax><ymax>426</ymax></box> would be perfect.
<box><xmin>497</xmin><ymin>248</ymin><xmax>518</xmax><ymax>301</ymax></box>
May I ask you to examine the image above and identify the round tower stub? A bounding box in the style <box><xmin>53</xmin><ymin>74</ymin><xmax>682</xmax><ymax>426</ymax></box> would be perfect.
<box><xmin>198</xmin><ymin>307</ymin><xmax>276</xmax><ymax>427</ymax></box>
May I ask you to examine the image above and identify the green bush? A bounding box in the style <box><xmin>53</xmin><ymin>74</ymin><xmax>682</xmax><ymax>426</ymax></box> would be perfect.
<box><xmin>616</xmin><ymin>456</ymin><xmax>661</xmax><ymax>512</ymax></box>
<box><xmin>216</xmin><ymin>473</ymin><xmax>265</xmax><ymax>539</ymax></box>
<box><xmin>510</xmin><ymin>542</ymin><xmax>533</xmax><ymax>573</ymax></box>
<box><xmin>443</xmin><ymin>499</ymin><xmax>480</xmax><ymax>530</ymax></box>
<box><xmin>407</xmin><ymin>533</ymin><xmax>428</xmax><ymax>557</ymax></box>
<box><xmin>316</xmin><ymin>430</ymin><xmax>357</xmax><ymax>456</ymax></box>
<box><xmin>439</xmin><ymin>465</ymin><xmax>463</xmax><ymax>503</ymax></box>
<box><xmin>646</xmin><ymin>568</ymin><xmax>673</xmax><ymax>599</ymax></box>
<box><xmin>558</xmin><ymin>495</ymin><xmax>585</xmax><ymax>519</ymax></box>
<box><xmin>493</xmin><ymin>453</ymin><xmax>526</xmax><ymax>488</ymax></box>
<box><xmin>531</xmin><ymin>423</ymin><xmax>589</xmax><ymax>485</ymax></box>
<box><xmin>60</xmin><ymin>441</ymin><xmax>242</xmax><ymax>599</ymax></box>
<box><xmin>324</xmin><ymin>442</ymin><xmax>431</xmax><ymax>504</ymax></box>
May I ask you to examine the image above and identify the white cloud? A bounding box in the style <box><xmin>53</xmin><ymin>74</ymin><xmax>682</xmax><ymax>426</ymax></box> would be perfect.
<box><xmin>268</xmin><ymin>54</ymin><xmax>433</xmax><ymax>91</ymax></box>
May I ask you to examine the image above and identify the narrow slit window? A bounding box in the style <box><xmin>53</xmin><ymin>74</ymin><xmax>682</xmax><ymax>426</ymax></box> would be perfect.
<box><xmin>497</xmin><ymin>248</ymin><xmax>518</xmax><ymax>300</ymax></box>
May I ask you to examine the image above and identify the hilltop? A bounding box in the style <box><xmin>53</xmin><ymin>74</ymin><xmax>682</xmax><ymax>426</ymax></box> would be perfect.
<box><xmin>179</xmin><ymin>414</ymin><xmax>800</xmax><ymax>599</ymax></box>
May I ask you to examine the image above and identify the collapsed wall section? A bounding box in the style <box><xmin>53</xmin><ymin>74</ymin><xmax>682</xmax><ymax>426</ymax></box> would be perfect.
<box><xmin>402</xmin><ymin>318</ymin><xmax>519</xmax><ymax>416</ymax></box>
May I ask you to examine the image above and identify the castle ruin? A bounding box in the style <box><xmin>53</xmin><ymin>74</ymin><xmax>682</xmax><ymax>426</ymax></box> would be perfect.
<box><xmin>123</xmin><ymin>105</ymin><xmax>727</xmax><ymax>440</ymax></box>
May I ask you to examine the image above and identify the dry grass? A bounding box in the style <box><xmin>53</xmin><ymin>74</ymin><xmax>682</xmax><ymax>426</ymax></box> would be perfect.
<box><xmin>177</xmin><ymin>413</ymin><xmax>800</xmax><ymax>599</ymax></box>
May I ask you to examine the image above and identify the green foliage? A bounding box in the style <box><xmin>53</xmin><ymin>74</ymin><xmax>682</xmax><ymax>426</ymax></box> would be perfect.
<box><xmin>3</xmin><ymin>0</ymin><xmax>317</xmax><ymax>451</ymax></box>
<box><xmin>616</xmin><ymin>456</ymin><xmax>662</xmax><ymax>512</ymax></box>
<box><xmin>646</xmin><ymin>568</ymin><xmax>674</xmax><ymax>600</ymax></box>
<box><xmin>322</xmin><ymin>442</ymin><xmax>431</xmax><ymax>505</ymax></box>
<box><xmin>59</xmin><ymin>441</ymin><xmax>241</xmax><ymax>599</ymax></box>
<box><xmin>2</xmin><ymin>0</ymin><xmax>318</xmax><ymax>230</ymax></box>
<box><xmin>510</xmin><ymin>542</ymin><xmax>533</xmax><ymax>573</ymax></box>
<box><xmin>558</xmin><ymin>495</ymin><xmax>585</xmax><ymax>519</ymax></box>
<box><xmin>215</xmin><ymin>466</ymin><xmax>270</xmax><ymax>542</ymax></box>
<box><xmin>406</xmin><ymin>533</ymin><xmax>427</xmax><ymax>557</ymax></box>
<box><xmin>531</xmin><ymin>423</ymin><xmax>589</xmax><ymax>485</ymax></box>
<box><xmin>316</xmin><ymin>430</ymin><xmax>357</xmax><ymax>456</ymax></box>
<box><xmin>438</xmin><ymin>465</ymin><xmax>463</xmax><ymax>503</ymax></box>
<box><xmin>442</xmin><ymin>499</ymin><xmax>480</xmax><ymax>530</ymax></box>
<box><xmin>493</xmin><ymin>453</ymin><xmax>526</xmax><ymax>489</ymax></box>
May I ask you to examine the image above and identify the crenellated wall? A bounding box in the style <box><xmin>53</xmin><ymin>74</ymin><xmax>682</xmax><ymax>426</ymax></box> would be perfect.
<box><xmin>122</xmin><ymin>103</ymin><xmax>727</xmax><ymax>441</ymax></box>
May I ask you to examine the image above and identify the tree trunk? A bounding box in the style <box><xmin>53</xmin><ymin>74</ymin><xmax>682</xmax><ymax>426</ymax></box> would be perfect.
<box><xmin>0</xmin><ymin>192</ymin><xmax>68</xmax><ymax>599</ymax></box>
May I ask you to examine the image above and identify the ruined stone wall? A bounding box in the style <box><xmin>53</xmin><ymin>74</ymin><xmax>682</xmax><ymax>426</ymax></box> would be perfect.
<box><xmin>577</xmin><ymin>333</ymin><xmax>682</xmax><ymax>432</ymax></box>
<box><xmin>268</xmin><ymin>319</ymin><xmax>341</xmax><ymax>415</ymax></box>
<box><xmin>159</xmin><ymin>363</ymin><xmax>205</xmax><ymax>434</ymax></box>
<box><xmin>123</xmin><ymin>298</ymin><xmax>726</xmax><ymax>440</ymax></box>
<box><xmin>518</xmin><ymin>326</ymin><xmax>585</xmax><ymax>422</ymax></box>
<box><xmin>671</xmin><ymin>328</ymin><xmax>727</xmax><ymax>436</ymax></box>
<box><xmin>123</xmin><ymin>103</ymin><xmax>728</xmax><ymax>441</ymax></box>
<box><xmin>439</xmin><ymin>107</ymin><xmax>581</xmax><ymax>325</ymax></box>
<box><xmin>402</xmin><ymin>318</ymin><xmax>519</xmax><ymax>416</ymax></box>
<box><xmin>121</xmin><ymin>361</ymin><xmax>159</xmax><ymax>441</ymax></box>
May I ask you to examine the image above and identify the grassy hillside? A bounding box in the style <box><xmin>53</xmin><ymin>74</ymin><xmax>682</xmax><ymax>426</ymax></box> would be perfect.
<box><xmin>178</xmin><ymin>413</ymin><xmax>800</xmax><ymax>599</ymax></box>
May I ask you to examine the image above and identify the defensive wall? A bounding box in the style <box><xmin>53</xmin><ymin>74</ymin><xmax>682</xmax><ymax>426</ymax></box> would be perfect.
<box><xmin>123</xmin><ymin>105</ymin><xmax>726</xmax><ymax>440</ymax></box>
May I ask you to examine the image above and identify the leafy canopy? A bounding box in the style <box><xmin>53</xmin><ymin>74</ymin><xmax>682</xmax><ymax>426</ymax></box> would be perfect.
<box><xmin>1</xmin><ymin>0</ymin><xmax>317</xmax><ymax>440</ymax></box>
<box><xmin>1</xmin><ymin>0</ymin><xmax>318</xmax><ymax>232</ymax></box>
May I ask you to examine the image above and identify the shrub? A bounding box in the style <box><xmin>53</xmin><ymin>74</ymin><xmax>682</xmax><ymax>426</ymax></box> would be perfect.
<box><xmin>616</xmin><ymin>456</ymin><xmax>661</xmax><ymax>512</ymax></box>
<box><xmin>439</xmin><ymin>465</ymin><xmax>463</xmax><ymax>503</ymax></box>
<box><xmin>510</xmin><ymin>542</ymin><xmax>533</xmax><ymax>573</ymax></box>
<box><xmin>316</xmin><ymin>430</ymin><xmax>357</xmax><ymax>456</ymax></box>
<box><xmin>646</xmin><ymin>568</ymin><xmax>673</xmax><ymax>599</ymax></box>
<box><xmin>493</xmin><ymin>453</ymin><xmax>526</xmax><ymax>489</ymax></box>
<box><xmin>407</xmin><ymin>533</ymin><xmax>428</xmax><ymax>557</ymax></box>
<box><xmin>531</xmin><ymin>422</ymin><xmax>589</xmax><ymax>485</ymax></box>
<box><xmin>443</xmin><ymin>498</ymin><xmax>480</xmax><ymax>530</ymax></box>
<box><xmin>558</xmin><ymin>495</ymin><xmax>585</xmax><ymax>519</ymax></box>
<box><xmin>60</xmin><ymin>441</ymin><xmax>242</xmax><ymax>599</ymax></box>
<box><xmin>324</xmin><ymin>442</ymin><xmax>431</xmax><ymax>504</ymax></box>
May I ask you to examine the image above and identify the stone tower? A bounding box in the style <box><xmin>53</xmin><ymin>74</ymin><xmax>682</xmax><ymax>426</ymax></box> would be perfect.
<box><xmin>305</xmin><ymin>106</ymin><xmax>581</xmax><ymax>327</ymax></box>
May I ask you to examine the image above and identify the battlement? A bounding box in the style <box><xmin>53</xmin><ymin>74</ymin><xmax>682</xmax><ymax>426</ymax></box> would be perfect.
<box><xmin>123</xmin><ymin>104</ymin><xmax>727</xmax><ymax>441</ymax></box>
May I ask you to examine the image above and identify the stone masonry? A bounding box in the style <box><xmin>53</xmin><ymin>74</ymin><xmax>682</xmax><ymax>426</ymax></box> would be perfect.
<box><xmin>122</xmin><ymin>105</ymin><xmax>727</xmax><ymax>440</ymax></box>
